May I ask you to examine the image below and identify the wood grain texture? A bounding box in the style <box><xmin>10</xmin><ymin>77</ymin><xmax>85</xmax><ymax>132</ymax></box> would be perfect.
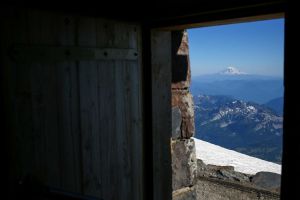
<box><xmin>78</xmin><ymin>16</ymin><xmax>143</xmax><ymax>199</ymax></box>
<box><xmin>1</xmin><ymin>8</ymin><xmax>143</xmax><ymax>200</ymax></box>
<box><xmin>151</xmin><ymin>30</ymin><xmax>172</xmax><ymax>200</ymax></box>
<box><xmin>56</xmin><ymin>13</ymin><xmax>82</xmax><ymax>192</ymax></box>
<box><xmin>78</xmin><ymin>17</ymin><xmax>102</xmax><ymax>197</ymax></box>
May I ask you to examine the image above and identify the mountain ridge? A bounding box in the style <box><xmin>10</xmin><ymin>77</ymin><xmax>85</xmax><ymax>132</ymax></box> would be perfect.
<box><xmin>194</xmin><ymin>94</ymin><xmax>283</xmax><ymax>163</ymax></box>
<box><xmin>264</xmin><ymin>97</ymin><xmax>284</xmax><ymax>116</ymax></box>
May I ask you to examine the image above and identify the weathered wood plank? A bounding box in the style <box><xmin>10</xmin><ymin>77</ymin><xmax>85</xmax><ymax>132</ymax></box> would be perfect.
<box><xmin>55</xmin><ymin>14</ymin><xmax>82</xmax><ymax>192</ymax></box>
<box><xmin>77</xmin><ymin>17</ymin><xmax>102</xmax><ymax>197</ymax></box>
<box><xmin>113</xmin><ymin>20</ymin><xmax>133</xmax><ymax>200</ymax></box>
<box><xmin>110</xmin><ymin>21</ymin><xmax>142</xmax><ymax>200</ymax></box>
<box><xmin>97</xmin><ymin>61</ymin><xmax>116</xmax><ymax>200</ymax></box>
<box><xmin>11</xmin><ymin>46</ymin><xmax>138</xmax><ymax>62</ymax></box>
<box><xmin>115</xmin><ymin>61</ymin><xmax>132</xmax><ymax>200</ymax></box>
<box><xmin>95</xmin><ymin>18</ymin><xmax>135</xmax><ymax>200</ymax></box>
<box><xmin>14</xmin><ymin>10</ymin><xmax>83</xmax><ymax>191</ymax></box>
<box><xmin>127</xmin><ymin>25</ymin><xmax>143</xmax><ymax>200</ymax></box>
<box><xmin>151</xmin><ymin>30</ymin><xmax>172</xmax><ymax>200</ymax></box>
<box><xmin>27</xmin><ymin>10</ymin><xmax>61</xmax><ymax>187</ymax></box>
<box><xmin>114</xmin><ymin>22</ymin><xmax>143</xmax><ymax>200</ymax></box>
<box><xmin>78</xmin><ymin>59</ymin><xmax>101</xmax><ymax>196</ymax></box>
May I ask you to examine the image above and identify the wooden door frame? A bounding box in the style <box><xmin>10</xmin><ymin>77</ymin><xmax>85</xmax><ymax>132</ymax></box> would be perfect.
<box><xmin>144</xmin><ymin>2</ymin><xmax>291</xmax><ymax>200</ymax></box>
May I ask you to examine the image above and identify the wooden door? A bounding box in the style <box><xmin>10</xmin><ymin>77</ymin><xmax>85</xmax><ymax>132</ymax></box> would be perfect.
<box><xmin>1</xmin><ymin>9</ymin><xmax>143</xmax><ymax>200</ymax></box>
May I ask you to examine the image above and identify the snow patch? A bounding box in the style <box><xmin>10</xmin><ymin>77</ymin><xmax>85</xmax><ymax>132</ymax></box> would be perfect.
<box><xmin>220</xmin><ymin>121</ymin><xmax>233</xmax><ymax>128</ymax></box>
<box><xmin>273</xmin><ymin>123</ymin><xmax>282</xmax><ymax>129</ymax></box>
<box><xmin>246</xmin><ymin>105</ymin><xmax>257</xmax><ymax>113</ymax></box>
<box><xmin>219</xmin><ymin>67</ymin><xmax>248</xmax><ymax>75</ymax></box>
<box><xmin>193</xmin><ymin>137</ymin><xmax>281</xmax><ymax>175</ymax></box>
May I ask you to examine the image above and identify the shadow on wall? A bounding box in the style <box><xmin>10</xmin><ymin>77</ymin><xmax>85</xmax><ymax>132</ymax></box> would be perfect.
<box><xmin>172</xmin><ymin>31</ymin><xmax>190</xmax><ymax>83</ymax></box>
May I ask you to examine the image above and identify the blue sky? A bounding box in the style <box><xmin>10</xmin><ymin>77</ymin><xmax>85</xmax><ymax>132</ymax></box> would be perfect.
<box><xmin>187</xmin><ymin>18</ymin><xmax>285</xmax><ymax>77</ymax></box>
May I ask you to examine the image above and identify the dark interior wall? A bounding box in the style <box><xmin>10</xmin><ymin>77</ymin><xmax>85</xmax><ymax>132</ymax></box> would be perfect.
<box><xmin>280</xmin><ymin>4</ymin><xmax>299</xmax><ymax>200</ymax></box>
<box><xmin>0</xmin><ymin>8</ymin><xmax>144</xmax><ymax>200</ymax></box>
<box><xmin>171</xmin><ymin>31</ymin><xmax>190</xmax><ymax>84</ymax></box>
<box><xmin>3</xmin><ymin>0</ymin><xmax>284</xmax><ymax>26</ymax></box>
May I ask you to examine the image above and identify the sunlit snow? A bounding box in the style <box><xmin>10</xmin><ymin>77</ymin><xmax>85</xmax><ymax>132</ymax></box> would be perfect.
<box><xmin>194</xmin><ymin>137</ymin><xmax>281</xmax><ymax>175</ymax></box>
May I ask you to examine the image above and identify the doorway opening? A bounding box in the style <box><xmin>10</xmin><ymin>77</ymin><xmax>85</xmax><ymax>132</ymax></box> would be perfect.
<box><xmin>170</xmin><ymin>18</ymin><xmax>284</xmax><ymax>199</ymax></box>
<box><xmin>189</xmin><ymin>18</ymin><xmax>284</xmax><ymax>166</ymax></box>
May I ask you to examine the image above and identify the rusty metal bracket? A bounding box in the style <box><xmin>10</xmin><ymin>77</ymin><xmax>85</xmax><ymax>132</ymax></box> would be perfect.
<box><xmin>10</xmin><ymin>45</ymin><xmax>138</xmax><ymax>63</ymax></box>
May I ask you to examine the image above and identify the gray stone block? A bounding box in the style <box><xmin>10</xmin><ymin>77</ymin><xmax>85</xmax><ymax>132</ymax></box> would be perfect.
<box><xmin>172</xmin><ymin>107</ymin><xmax>182</xmax><ymax>139</ymax></box>
<box><xmin>172</xmin><ymin>187</ymin><xmax>196</xmax><ymax>200</ymax></box>
<box><xmin>172</xmin><ymin>138</ymin><xmax>197</xmax><ymax>190</ymax></box>
<box><xmin>250</xmin><ymin>171</ymin><xmax>281</xmax><ymax>192</ymax></box>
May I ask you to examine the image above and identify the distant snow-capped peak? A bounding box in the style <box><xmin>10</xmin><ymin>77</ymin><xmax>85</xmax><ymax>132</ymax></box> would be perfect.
<box><xmin>219</xmin><ymin>67</ymin><xmax>247</xmax><ymax>75</ymax></box>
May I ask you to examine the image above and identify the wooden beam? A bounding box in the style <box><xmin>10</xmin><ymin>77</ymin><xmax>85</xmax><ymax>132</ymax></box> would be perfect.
<box><xmin>157</xmin><ymin>13</ymin><xmax>284</xmax><ymax>31</ymax></box>
<box><xmin>10</xmin><ymin>46</ymin><xmax>138</xmax><ymax>62</ymax></box>
<box><xmin>151</xmin><ymin>30</ymin><xmax>172</xmax><ymax>200</ymax></box>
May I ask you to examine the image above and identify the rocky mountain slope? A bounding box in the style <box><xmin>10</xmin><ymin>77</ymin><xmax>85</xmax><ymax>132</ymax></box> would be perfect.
<box><xmin>264</xmin><ymin>97</ymin><xmax>284</xmax><ymax>116</ymax></box>
<box><xmin>194</xmin><ymin>94</ymin><xmax>283</xmax><ymax>163</ymax></box>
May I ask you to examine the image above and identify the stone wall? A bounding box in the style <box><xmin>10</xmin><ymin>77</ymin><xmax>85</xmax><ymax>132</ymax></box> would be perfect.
<box><xmin>173</xmin><ymin>157</ymin><xmax>280</xmax><ymax>200</ymax></box>
<box><xmin>173</xmin><ymin>187</ymin><xmax>196</xmax><ymax>200</ymax></box>
<box><xmin>171</xmin><ymin>29</ymin><xmax>197</xmax><ymax>199</ymax></box>
<box><xmin>171</xmin><ymin>139</ymin><xmax>197</xmax><ymax>190</ymax></box>
<box><xmin>194</xmin><ymin>176</ymin><xmax>280</xmax><ymax>200</ymax></box>
<box><xmin>171</xmin><ymin>30</ymin><xmax>195</xmax><ymax>139</ymax></box>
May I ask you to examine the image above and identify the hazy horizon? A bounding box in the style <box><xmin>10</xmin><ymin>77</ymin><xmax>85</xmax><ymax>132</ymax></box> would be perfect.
<box><xmin>190</xmin><ymin>66</ymin><xmax>283</xmax><ymax>78</ymax></box>
<box><xmin>188</xmin><ymin>18</ymin><xmax>285</xmax><ymax>77</ymax></box>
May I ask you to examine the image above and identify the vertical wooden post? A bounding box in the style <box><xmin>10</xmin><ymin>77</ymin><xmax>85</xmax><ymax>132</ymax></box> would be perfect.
<box><xmin>151</xmin><ymin>30</ymin><xmax>172</xmax><ymax>200</ymax></box>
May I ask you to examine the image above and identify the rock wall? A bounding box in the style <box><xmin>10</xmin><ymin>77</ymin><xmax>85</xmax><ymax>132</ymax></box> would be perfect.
<box><xmin>172</xmin><ymin>187</ymin><xmax>196</xmax><ymax>200</ymax></box>
<box><xmin>171</xmin><ymin>30</ymin><xmax>195</xmax><ymax>139</ymax></box>
<box><xmin>171</xmin><ymin>29</ymin><xmax>197</xmax><ymax>199</ymax></box>
<box><xmin>171</xmin><ymin>139</ymin><xmax>197</xmax><ymax>190</ymax></box>
<box><xmin>194</xmin><ymin>177</ymin><xmax>280</xmax><ymax>200</ymax></box>
<box><xmin>173</xmin><ymin>157</ymin><xmax>280</xmax><ymax>200</ymax></box>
